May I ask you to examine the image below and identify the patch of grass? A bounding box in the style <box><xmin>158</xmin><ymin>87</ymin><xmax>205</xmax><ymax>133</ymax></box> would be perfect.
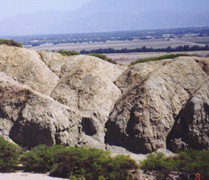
<box><xmin>57</xmin><ymin>50</ymin><xmax>80</xmax><ymax>56</ymax></box>
<box><xmin>88</xmin><ymin>53</ymin><xmax>117</xmax><ymax>64</ymax></box>
<box><xmin>0</xmin><ymin>39</ymin><xmax>22</xmax><ymax>47</ymax></box>
<box><xmin>140</xmin><ymin>149</ymin><xmax>209</xmax><ymax>180</ymax></box>
<box><xmin>130</xmin><ymin>53</ymin><xmax>194</xmax><ymax>65</ymax></box>
<box><xmin>0</xmin><ymin>137</ymin><xmax>21</xmax><ymax>172</ymax></box>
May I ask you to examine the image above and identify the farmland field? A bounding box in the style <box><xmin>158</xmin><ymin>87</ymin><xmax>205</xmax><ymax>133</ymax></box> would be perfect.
<box><xmin>30</xmin><ymin>37</ymin><xmax>209</xmax><ymax>52</ymax></box>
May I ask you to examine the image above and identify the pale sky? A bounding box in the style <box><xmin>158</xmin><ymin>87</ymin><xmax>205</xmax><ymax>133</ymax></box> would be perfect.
<box><xmin>0</xmin><ymin>0</ymin><xmax>208</xmax><ymax>36</ymax></box>
<box><xmin>0</xmin><ymin>0</ymin><xmax>92</xmax><ymax>20</ymax></box>
<box><xmin>1</xmin><ymin>0</ymin><xmax>209</xmax><ymax>21</ymax></box>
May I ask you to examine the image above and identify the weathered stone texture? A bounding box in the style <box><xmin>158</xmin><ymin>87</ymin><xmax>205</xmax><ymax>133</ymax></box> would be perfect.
<box><xmin>0</xmin><ymin>45</ymin><xmax>59</xmax><ymax>95</ymax></box>
<box><xmin>106</xmin><ymin>57</ymin><xmax>209</xmax><ymax>153</ymax></box>
<box><xmin>0</xmin><ymin>45</ymin><xmax>208</xmax><ymax>153</ymax></box>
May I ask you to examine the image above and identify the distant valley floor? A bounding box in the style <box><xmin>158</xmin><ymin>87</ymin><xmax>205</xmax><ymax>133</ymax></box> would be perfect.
<box><xmin>30</xmin><ymin>37</ymin><xmax>209</xmax><ymax>52</ymax></box>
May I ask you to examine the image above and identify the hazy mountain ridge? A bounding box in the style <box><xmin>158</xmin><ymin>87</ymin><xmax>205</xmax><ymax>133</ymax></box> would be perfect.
<box><xmin>0</xmin><ymin>0</ymin><xmax>209</xmax><ymax>36</ymax></box>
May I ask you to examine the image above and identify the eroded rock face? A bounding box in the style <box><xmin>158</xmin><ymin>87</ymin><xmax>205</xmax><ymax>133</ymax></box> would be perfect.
<box><xmin>0</xmin><ymin>45</ymin><xmax>59</xmax><ymax>95</ymax></box>
<box><xmin>0</xmin><ymin>72</ymin><xmax>82</xmax><ymax>147</ymax></box>
<box><xmin>106</xmin><ymin>57</ymin><xmax>209</xmax><ymax>153</ymax></box>
<box><xmin>37</xmin><ymin>50</ymin><xmax>69</xmax><ymax>76</ymax></box>
<box><xmin>115</xmin><ymin>60</ymin><xmax>172</xmax><ymax>93</ymax></box>
<box><xmin>0</xmin><ymin>45</ymin><xmax>126</xmax><ymax>149</ymax></box>
<box><xmin>51</xmin><ymin>55</ymin><xmax>126</xmax><ymax>123</ymax></box>
<box><xmin>0</xmin><ymin>45</ymin><xmax>208</xmax><ymax>153</ymax></box>
<box><xmin>168</xmin><ymin>79</ymin><xmax>209</xmax><ymax>152</ymax></box>
<box><xmin>50</xmin><ymin>55</ymin><xmax>126</xmax><ymax>146</ymax></box>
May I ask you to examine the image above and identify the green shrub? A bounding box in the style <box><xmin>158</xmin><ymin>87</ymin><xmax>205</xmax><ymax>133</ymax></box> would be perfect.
<box><xmin>21</xmin><ymin>145</ymin><xmax>67</xmax><ymax>172</ymax></box>
<box><xmin>130</xmin><ymin>53</ymin><xmax>194</xmax><ymax>65</ymax></box>
<box><xmin>58</xmin><ymin>50</ymin><xmax>80</xmax><ymax>56</ymax></box>
<box><xmin>50</xmin><ymin>147</ymin><xmax>108</xmax><ymax>179</ymax></box>
<box><xmin>88</xmin><ymin>53</ymin><xmax>117</xmax><ymax>64</ymax></box>
<box><xmin>0</xmin><ymin>39</ymin><xmax>22</xmax><ymax>47</ymax></box>
<box><xmin>105</xmin><ymin>155</ymin><xmax>138</xmax><ymax>180</ymax></box>
<box><xmin>69</xmin><ymin>174</ymin><xmax>86</xmax><ymax>180</ymax></box>
<box><xmin>178</xmin><ymin>149</ymin><xmax>209</xmax><ymax>180</ymax></box>
<box><xmin>0</xmin><ymin>137</ymin><xmax>21</xmax><ymax>172</ymax></box>
<box><xmin>21</xmin><ymin>144</ymin><xmax>138</xmax><ymax>179</ymax></box>
<box><xmin>140</xmin><ymin>152</ymin><xmax>178</xmax><ymax>179</ymax></box>
<box><xmin>140</xmin><ymin>149</ymin><xmax>209</xmax><ymax>180</ymax></box>
<box><xmin>50</xmin><ymin>146</ymin><xmax>138</xmax><ymax>180</ymax></box>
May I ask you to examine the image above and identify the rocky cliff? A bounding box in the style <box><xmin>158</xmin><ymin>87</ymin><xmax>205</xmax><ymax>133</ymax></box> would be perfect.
<box><xmin>0</xmin><ymin>45</ymin><xmax>208</xmax><ymax>153</ymax></box>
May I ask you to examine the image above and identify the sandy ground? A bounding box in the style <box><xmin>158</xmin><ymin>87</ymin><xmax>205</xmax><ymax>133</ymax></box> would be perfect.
<box><xmin>0</xmin><ymin>172</ymin><xmax>68</xmax><ymax>180</ymax></box>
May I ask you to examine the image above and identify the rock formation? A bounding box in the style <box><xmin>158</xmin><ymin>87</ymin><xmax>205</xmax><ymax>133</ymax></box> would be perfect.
<box><xmin>0</xmin><ymin>45</ymin><xmax>125</xmax><ymax>149</ymax></box>
<box><xmin>168</xmin><ymin>79</ymin><xmax>209</xmax><ymax>152</ymax></box>
<box><xmin>0</xmin><ymin>71</ymin><xmax>82</xmax><ymax>147</ymax></box>
<box><xmin>0</xmin><ymin>45</ymin><xmax>59</xmax><ymax>95</ymax></box>
<box><xmin>106</xmin><ymin>57</ymin><xmax>209</xmax><ymax>153</ymax></box>
<box><xmin>0</xmin><ymin>45</ymin><xmax>208</xmax><ymax>153</ymax></box>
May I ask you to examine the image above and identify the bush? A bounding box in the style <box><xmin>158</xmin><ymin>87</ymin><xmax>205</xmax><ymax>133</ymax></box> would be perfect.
<box><xmin>50</xmin><ymin>147</ymin><xmax>108</xmax><ymax>178</ymax></box>
<box><xmin>178</xmin><ymin>149</ymin><xmax>209</xmax><ymax>180</ymax></box>
<box><xmin>140</xmin><ymin>149</ymin><xmax>209</xmax><ymax>180</ymax></box>
<box><xmin>88</xmin><ymin>53</ymin><xmax>117</xmax><ymax>64</ymax></box>
<box><xmin>58</xmin><ymin>50</ymin><xmax>80</xmax><ymax>56</ymax></box>
<box><xmin>0</xmin><ymin>39</ymin><xmax>22</xmax><ymax>47</ymax></box>
<box><xmin>51</xmin><ymin>148</ymin><xmax>138</xmax><ymax>180</ymax></box>
<box><xmin>130</xmin><ymin>53</ymin><xmax>193</xmax><ymax>65</ymax></box>
<box><xmin>69</xmin><ymin>175</ymin><xmax>86</xmax><ymax>180</ymax></box>
<box><xmin>21</xmin><ymin>144</ymin><xmax>138</xmax><ymax>180</ymax></box>
<box><xmin>0</xmin><ymin>137</ymin><xmax>21</xmax><ymax>172</ymax></box>
<box><xmin>21</xmin><ymin>145</ymin><xmax>67</xmax><ymax>172</ymax></box>
<box><xmin>140</xmin><ymin>152</ymin><xmax>179</xmax><ymax>179</ymax></box>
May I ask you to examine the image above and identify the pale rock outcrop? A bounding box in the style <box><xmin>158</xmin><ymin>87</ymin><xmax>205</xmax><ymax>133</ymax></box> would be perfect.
<box><xmin>0</xmin><ymin>45</ymin><xmax>59</xmax><ymax>95</ymax></box>
<box><xmin>0</xmin><ymin>45</ymin><xmax>126</xmax><ymax>149</ymax></box>
<box><xmin>106</xmin><ymin>57</ymin><xmax>209</xmax><ymax>153</ymax></box>
<box><xmin>168</xmin><ymin>79</ymin><xmax>209</xmax><ymax>152</ymax></box>
<box><xmin>37</xmin><ymin>50</ymin><xmax>70</xmax><ymax>76</ymax></box>
<box><xmin>0</xmin><ymin>45</ymin><xmax>208</xmax><ymax>154</ymax></box>
<box><xmin>0</xmin><ymin>71</ymin><xmax>82</xmax><ymax>147</ymax></box>
<box><xmin>50</xmin><ymin>55</ymin><xmax>126</xmax><ymax>144</ymax></box>
<box><xmin>115</xmin><ymin>59</ymin><xmax>172</xmax><ymax>93</ymax></box>
<box><xmin>51</xmin><ymin>55</ymin><xmax>126</xmax><ymax>123</ymax></box>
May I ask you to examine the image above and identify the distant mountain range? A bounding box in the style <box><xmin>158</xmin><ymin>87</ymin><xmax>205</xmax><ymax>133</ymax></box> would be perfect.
<box><xmin>1</xmin><ymin>0</ymin><xmax>209</xmax><ymax>36</ymax></box>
